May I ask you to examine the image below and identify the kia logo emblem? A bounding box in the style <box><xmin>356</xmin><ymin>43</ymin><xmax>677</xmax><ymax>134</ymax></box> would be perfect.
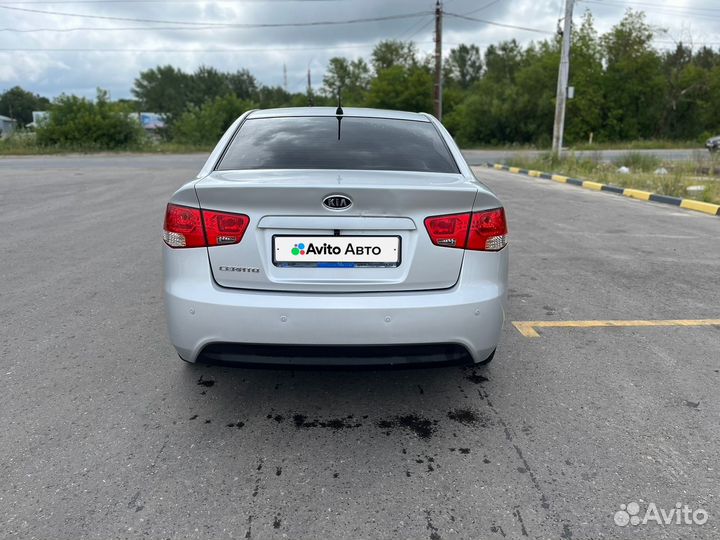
<box><xmin>322</xmin><ymin>194</ymin><xmax>352</xmax><ymax>211</ymax></box>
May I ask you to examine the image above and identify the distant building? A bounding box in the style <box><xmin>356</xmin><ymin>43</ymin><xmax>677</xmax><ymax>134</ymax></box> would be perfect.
<box><xmin>27</xmin><ymin>111</ymin><xmax>50</xmax><ymax>129</ymax></box>
<box><xmin>26</xmin><ymin>111</ymin><xmax>166</xmax><ymax>132</ymax></box>
<box><xmin>32</xmin><ymin>111</ymin><xmax>49</xmax><ymax>125</ymax></box>
<box><xmin>0</xmin><ymin>115</ymin><xmax>17</xmax><ymax>139</ymax></box>
<box><xmin>139</xmin><ymin>112</ymin><xmax>165</xmax><ymax>131</ymax></box>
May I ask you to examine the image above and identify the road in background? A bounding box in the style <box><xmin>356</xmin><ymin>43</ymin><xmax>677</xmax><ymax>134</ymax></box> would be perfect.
<box><xmin>1</xmin><ymin>156</ymin><xmax>719</xmax><ymax>539</ymax></box>
<box><xmin>462</xmin><ymin>148</ymin><xmax>708</xmax><ymax>166</ymax></box>
<box><xmin>0</xmin><ymin>146</ymin><xmax>709</xmax><ymax>173</ymax></box>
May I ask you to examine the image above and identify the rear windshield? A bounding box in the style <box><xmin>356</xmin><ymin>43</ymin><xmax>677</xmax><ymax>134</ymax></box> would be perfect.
<box><xmin>216</xmin><ymin>116</ymin><xmax>459</xmax><ymax>173</ymax></box>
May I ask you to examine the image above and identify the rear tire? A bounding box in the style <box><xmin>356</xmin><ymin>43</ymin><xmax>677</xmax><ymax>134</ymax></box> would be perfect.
<box><xmin>476</xmin><ymin>348</ymin><xmax>496</xmax><ymax>366</ymax></box>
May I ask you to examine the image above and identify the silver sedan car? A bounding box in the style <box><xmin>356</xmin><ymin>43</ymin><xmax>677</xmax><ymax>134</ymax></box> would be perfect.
<box><xmin>163</xmin><ymin>107</ymin><xmax>508</xmax><ymax>366</ymax></box>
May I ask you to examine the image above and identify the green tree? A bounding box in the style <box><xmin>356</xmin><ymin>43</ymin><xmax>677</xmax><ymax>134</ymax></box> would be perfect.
<box><xmin>36</xmin><ymin>89</ymin><xmax>144</xmax><ymax>149</ymax></box>
<box><xmin>322</xmin><ymin>57</ymin><xmax>371</xmax><ymax>105</ymax></box>
<box><xmin>371</xmin><ymin>41</ymin><xmax>417</xmax><ymax>72</ymax></box>
<box><xmin>659</xmin><ymin>44</ymin><xmax>708</xmax><ymax>139</ymax></box>
<box><xmin>172</xmin><ymin>94</ymin><xmax>255</xmax><ymax>146</ymax></box>
<box><xmin>483</xmin><ymin>40</ymin><xmax>524</xmax><ymax>84</ymax></box>
<box><xmin>513</xmin><ymin>42</ymin><xmax>559</xmax><ymax>145</ymax></box>
<box><xmin>256</xmin><ymin>85</ymin><xmax>295</xmax><ymax>108</ymax></box>
<box><xmin>364</xmin><ymin>65</ymin><xmax>433</xmax><ymax>113</ymax></box>
<box><xmin>600</xmin><ymin>10</ymin><xmax>666</xmax><ymax>140</ymax></box>
<box><xmin>565</xmin><ymin>10</ymin><xmax>604</xmax><ymax>143</ymax></box>
<box><xmin>446</xmin><ymin>40</ymin><xmax>538</xmax><ymax>145</ymax></box>
<box><xmin>132</xmin><ymin>65</ymin><xmax>193</xmax><ymax>120</ymax></box>
<box><xmin>227</xmin><ymin>69</ymin><xmax>259</xmax><ymax>100</ymax></box>
<box><xmin>0</xmin><ymin>86</ymin><xmax>50</xmax><ymax>126</ymax></box>
<box><xmin>187</xmin><ymin>65</ymin><xmax>232</xmax><ymax>107</ymax></box>
<box><xmin>704</xmin><ymin>66</ymin><xmax>720</xmax><ymax>133</ymax></box>
<box><xmin>444</xmin><ymin>44</ymin><xmax>483</xmax><ymax>89</ymax></box>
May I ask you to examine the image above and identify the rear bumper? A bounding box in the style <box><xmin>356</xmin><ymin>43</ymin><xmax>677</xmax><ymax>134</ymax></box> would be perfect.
<box><xmin>163</xmin><ymin>246</ymin><xmax>508</xmax><ymax>364</ymax></box>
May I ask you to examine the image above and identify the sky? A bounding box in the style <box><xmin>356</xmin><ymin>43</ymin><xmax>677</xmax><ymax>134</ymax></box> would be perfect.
<box><xmin>1</xmin><ymin>0</ymin><xmax>719</xmax><ymax>100</ymax></box>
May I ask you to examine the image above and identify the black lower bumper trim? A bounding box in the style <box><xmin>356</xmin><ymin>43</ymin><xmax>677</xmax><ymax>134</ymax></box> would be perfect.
<box><xmin>197</xmin><ymin>342</ymin><xmax>473</xmax><ymax>369</ymax></box>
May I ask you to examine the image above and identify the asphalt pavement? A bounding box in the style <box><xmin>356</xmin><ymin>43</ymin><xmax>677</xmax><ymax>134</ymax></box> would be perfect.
<box><xmin>1</xmin><ymin>155</ymin><xmax>718</xmax><ymax>539</ymax></box>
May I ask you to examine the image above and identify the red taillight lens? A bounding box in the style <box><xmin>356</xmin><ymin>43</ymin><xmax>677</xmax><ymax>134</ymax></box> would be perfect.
<box><xmin>163</xmin><ymin>204</ymin><xmax>249</xmax><ymax>248</ymax></box>
<box><xmin>163</xmin><ymin>204</ymin><xmax>205</xmax><ymax>248</ymax></box>
<box><xmin>424</xmin><ymin>212</ymin><xmax>471</xmax><ymax>248</ymax></box>
<box><xmin>202</xmin><ymin>210</ymin><xmax>249</xmax><ymax>246</ymax></box>
<box><xmin>425</xmin><ymin>208</ymin><xmax>507</xmax><ymax>251</ymax></box>
<box><xmin>467</xmin><ymin>208</ymin><xmax>508</xmax><ymax>251</ymax></box>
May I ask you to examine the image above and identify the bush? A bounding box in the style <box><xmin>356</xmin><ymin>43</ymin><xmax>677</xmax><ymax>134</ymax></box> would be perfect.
<box><xmin>36</xmin><ymin>89</ymin><xmax>144</xmax><ymax>150</ymax></box>
<box><xmin>172</xmin><ymin>94</ymin><xmax>255</xmax><ymax>146</ymax></box>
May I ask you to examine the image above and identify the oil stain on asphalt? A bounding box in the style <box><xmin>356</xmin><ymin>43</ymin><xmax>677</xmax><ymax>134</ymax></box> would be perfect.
<box><xmin>290</xmin><ymin>413</ymin><xmax>362</xmax><ymax>430</ymax></box>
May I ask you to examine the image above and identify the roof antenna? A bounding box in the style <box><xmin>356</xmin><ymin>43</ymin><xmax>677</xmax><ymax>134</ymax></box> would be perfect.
<box><xmin>336</xmin><ymin>89</ymin><xmax>343</xmax><ymax>116</ymax></box>
<box><xmin>336</xmin><ymin>88</ymin><xmax>343</xmax><ymax>140</ymax></box>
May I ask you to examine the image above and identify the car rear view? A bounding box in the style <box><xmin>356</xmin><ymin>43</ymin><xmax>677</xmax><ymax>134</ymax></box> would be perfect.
<box><xmin>163</xmin><ymin>107</ymin><xmax>508</xmax><ymax>365</ymax></box>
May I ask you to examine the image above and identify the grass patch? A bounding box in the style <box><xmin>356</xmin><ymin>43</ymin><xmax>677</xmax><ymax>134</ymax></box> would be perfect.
<box><xmin>504</xmin><ymin>151</ymin><xmax>720</xmax><ymax>205</ymax></box>
<box><xmin>0</xmin><ymin>133</ymin><xmax>212</xmax><ymax>156</ymax></box>
<box><xmin>570</xmin><ymin>139</ymin><xmax>703</xmax><ymax>151</ymax></box>
<box><xmin>465</xmin><ymin>139</ymin><xmax>706</xmax><ymax>152</ymax></box>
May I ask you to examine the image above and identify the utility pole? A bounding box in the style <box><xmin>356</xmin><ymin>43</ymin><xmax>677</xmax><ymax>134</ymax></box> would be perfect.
<box><xmin>283</xmin><ymin>63</ymin><xmax>288</xmax><ymax>92</ymax></box>
<box><xmin>551</xmin><ymin>0</ymin><xmax>574</xmax><ymax>157</ymax></box>
<box><xmin>307</xmin><ymin>67</ymin><xmax>313</xmax><ymax>105</ymax></box>
<box><xmin>433</xmin><ymin>0</ymin><xmax>443</xmax><ymax>121</ymax></box>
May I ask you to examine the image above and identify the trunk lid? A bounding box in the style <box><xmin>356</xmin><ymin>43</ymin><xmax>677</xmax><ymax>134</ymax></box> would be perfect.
<box><xmin>194</xmin><ymin>169</ymin><xmax>494</xmax><ymax>293</ymax></box>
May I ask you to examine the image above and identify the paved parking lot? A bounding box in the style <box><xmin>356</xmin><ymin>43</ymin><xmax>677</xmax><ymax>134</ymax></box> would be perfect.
<box><xmin>1</xmin><ymin>155</ymin><xmax>718</xmax><ymax>539</ymax></box>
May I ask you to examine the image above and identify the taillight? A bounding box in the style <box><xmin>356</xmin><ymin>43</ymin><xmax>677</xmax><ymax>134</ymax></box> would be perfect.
<box><xmin>202</xmin><ymin>210</ymin><xmax>249</xmax><ymax>246</ymax></box>
<box><xmin>424</xmin><ymin>212</ymin><xmax>471</xmax><ymax>249</ymax></box>
<box><xmin>163</xmin><ymin>204</ymin><xmax>249</xmax><ymax>248</ymax></box>
<box><xmin>163</xmin><ymin>204</ymin><xmax>205</xmax><ymax>248</ymax></box>
<box><xmin>467</xmin><ymin>208</ymin><xmax>508</xmax><ymax>251</ymax></box>
<box><xmin>425</xmin><ymin>208</ymin><xmax>507</xmax><ymax>251</ymax></box>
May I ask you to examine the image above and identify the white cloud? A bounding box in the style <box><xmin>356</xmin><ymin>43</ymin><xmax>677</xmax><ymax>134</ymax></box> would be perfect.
<box><xmin>0</xmin><ymin>0</ymin><xmax>718</xmax><ymax>99</ymax></box>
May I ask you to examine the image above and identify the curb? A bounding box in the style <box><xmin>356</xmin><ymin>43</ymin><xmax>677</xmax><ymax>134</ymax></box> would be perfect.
<box><xmin>484</xmin><ymin>163</ymin><xmax>720</xmax><ymax>217</ymax></box>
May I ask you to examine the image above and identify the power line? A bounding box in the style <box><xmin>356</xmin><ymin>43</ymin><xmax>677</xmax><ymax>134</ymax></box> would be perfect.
<box><xmin>444</xmin><ymin>11</ymin><xmax>553</xmax><ymax>35</ymax></box>
<box><xmin>404</xmin><ymin>17</ymin><xmax>435</xmax><ymax>42</ymax></box>
<box><xmin>0</xmin><ymin>0</ymin><xmax>344</xmax><ymax>2</ymax></box>
<box><xmin>0</xmin><ymin>24</ymin><xmax>388</xmax><ymax>32</ymax></box>
<box><xmin>0</xmin><ymin>41</ymin><xmax>438</xmax><ymax>53</ymax></box>
<box><xmin>581</xmin><ymin>0</ymin><xmax>720</xmax><ymax>13</ymax></box>
<box><xmin>581</xmin><ymin>0</ymin><xmax>720</xmax><ymax>20</ymax></box>
<box><xmin>0</xmin><ymin>5</ymin><xmax>431</xmax><ymax>28</ymax></box>
<box><xmin>464</xmin><ymin>0</ymin><xmax>504</xmax><ymax>16</ymax></box>
<box><xmin>394</xmin><ymin>13</ymin><xmax>432</xmax><ymax>41</ymax></box>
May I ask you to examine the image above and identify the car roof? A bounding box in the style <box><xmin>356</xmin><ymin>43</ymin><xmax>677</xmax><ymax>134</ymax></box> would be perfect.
<box><xmin>246</xmin><ymin>107</ymin><xmax>430</xmax><ymax>122</ymax></box>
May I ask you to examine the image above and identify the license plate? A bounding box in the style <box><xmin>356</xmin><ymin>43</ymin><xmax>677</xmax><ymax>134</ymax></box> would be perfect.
<box><xmin>273</xmin><ymin>236</ymin><xmax>400</xmax><ymax>267</ymax></box>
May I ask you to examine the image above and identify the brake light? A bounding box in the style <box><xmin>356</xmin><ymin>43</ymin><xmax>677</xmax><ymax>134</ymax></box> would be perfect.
<box><xmin>163</xmin><ymin>204</ymin><xmax>205</xmax><ymax>248</ymax></box>
<box><xmin>425</xmin><ymin>208</ymin><xmax>507</xmax><ymax>251</ymax></box>
<box><xmin>202</xmin><ymin>209</ymin><xmax>249</xmax><ymax>246</ymax></box>
<box><xmin>467</xmin><ymin>208</ymin><xmax>508</xmax><ymax>251</ymax></box>
<box><xmin>424</xmin><ymin>212</ymin><xmax>471</xmax><ymax>249</ymax></box>
<box><xmin>163</xmin><ymin>204</ymin><xmax>249</xmax><ymax>248</ymax></box>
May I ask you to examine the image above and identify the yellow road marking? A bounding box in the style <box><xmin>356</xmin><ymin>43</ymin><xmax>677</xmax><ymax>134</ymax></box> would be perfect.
<box><xmin>623</xmin><ymin>188</ymin><xmax>652</xmax><ymax>201</ymax></box>
<box><xmin>509</xmin><ymin>166</ymin><xmax>521</xmax><ymax>174</ymax></box>
<box><xmin>494</xmin><ymin>163</ymin><xmax>504</xmax><ymax>170</ymax></box>
<box><xmin>680</xmin><ymin>199</ymin><xmax>720</xmax><ymax>216</ymax></box>
<box><xmin>513</xmin><ymin>319</ymin><xmax>720</xmax><ymax>338</ymax></box>
<box><xmin>551</xmin><ymin>174</ymin><xmax>568</xmax><ymax>183</ymax></box>
<box><xmin>528</xmin><ymin>170</ymin><xmax>541</xmax><ymax>177</ymax></box>
<box><xmin>582</xmin><ymin>181</ymin><xmax>604</xmax><ymax>191</ymax></box>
